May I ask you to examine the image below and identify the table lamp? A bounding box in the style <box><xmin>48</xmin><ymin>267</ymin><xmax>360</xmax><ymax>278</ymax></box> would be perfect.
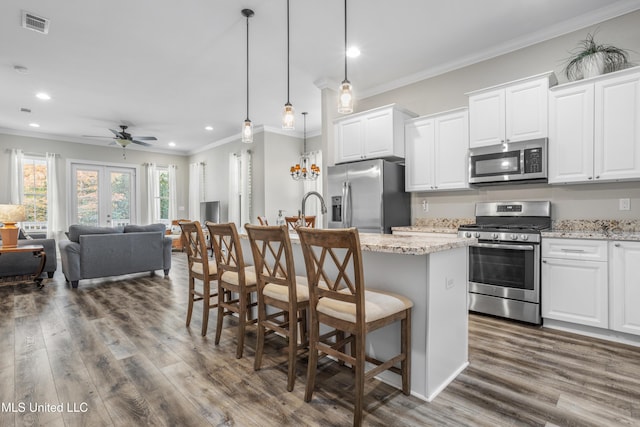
<box><xmin>0</xmin><ymin>204</ymin><xmax>26</xmax><ymax>248</ymax></box>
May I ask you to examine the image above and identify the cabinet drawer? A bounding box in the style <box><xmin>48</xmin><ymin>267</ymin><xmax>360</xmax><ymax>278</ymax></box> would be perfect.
<box><xmin>542</xmin><ymin>238</ymin><xmax>607</xmax><ymax>261</ymax></box>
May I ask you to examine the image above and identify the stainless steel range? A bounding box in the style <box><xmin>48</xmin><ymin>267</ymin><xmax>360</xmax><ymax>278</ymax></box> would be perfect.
<box><xmin>458</xmin><ymin>201</ymin><xmax>551</xmax><ymax>324</ymax></box>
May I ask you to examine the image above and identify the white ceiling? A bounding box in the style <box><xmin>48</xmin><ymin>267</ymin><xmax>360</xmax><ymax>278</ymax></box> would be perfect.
<box><xmin>1</xmin><ymin>0</ymin><xmax>639</xmax><ymax>155</ymax></box>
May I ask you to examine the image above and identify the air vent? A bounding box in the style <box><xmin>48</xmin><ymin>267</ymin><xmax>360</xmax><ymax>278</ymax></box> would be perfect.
<box><xmin>21</xmin><ymin>11</ymin><xmax>50</xmax><ymax>34</ymax></box>
<box><xmin>20</xmin><ymin>108</ymin><xmax>32</xmax><ymax>113</ymax></box>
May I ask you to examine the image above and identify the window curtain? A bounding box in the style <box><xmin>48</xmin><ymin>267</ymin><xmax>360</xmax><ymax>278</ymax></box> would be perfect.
<box><xmin>46</xmin><ymin>153</ymin><xmax>62</xmax><ymax>239</ymax></box>
<box><xmin>228</xmin><ymin>149</ymin><xmax>252</xmax><ymax>231</ymax></box>
<box><xmin>189</xmin><ymin>162</ymin><xmax>204</xmax><ymax>221</ymax></box>
<box><xmin>302</xmin><ymin>150</ymin><xmax>323</xmax><ymax>227</ymax></box>
<box><xmin>10</xmin><ymin>149</ymin><xmax>24</xmax><ymax>204</ymax></box>
<box><xmin>146</xmin><ymin>162</ymin><xmax>157</xmax><ymax>224</ymax></box>
<box><xmin>168</xmin><ymin>164</ymin><xmax>177</xmax><ymax>221</ymax></box>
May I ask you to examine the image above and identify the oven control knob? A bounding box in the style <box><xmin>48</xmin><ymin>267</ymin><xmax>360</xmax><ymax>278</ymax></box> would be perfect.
<box><xmin>464</xmin><ymin>232</ymin><xmax>472</xmax><ymax>238</ymax></box>
<box><xmin>474</xmin><ymin>232</ymin><xmax>480</xmax><ymax>238</ymax></box>
<box><xmin>492</xmin><ymin>233</ymin><xmax>499</xmax><ymax>239</ymax></box>
<box><xmin>520</xmin><ymin>234</ymin><xmax>529</xmax><ymax>241</ymax></box>
<box><xmin>510</xmin><ymin>234</ymin><xmax>518</xmax><ymax>240</ymax></box>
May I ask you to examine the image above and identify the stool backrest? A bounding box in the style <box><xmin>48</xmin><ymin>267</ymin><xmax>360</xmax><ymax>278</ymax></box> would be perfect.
<box><xmin>206</xmin><ymin>221</ymin><xmax>246</xmax><ymax>277</ymax></box>
<box><xmin>179</xmin><ymin>221</ymin><xmax>209</xmax><ymax>273</ymax></box>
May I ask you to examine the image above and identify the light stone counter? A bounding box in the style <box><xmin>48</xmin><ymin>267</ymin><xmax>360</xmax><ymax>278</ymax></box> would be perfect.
<box><xmin>391</xmin><ymin>226</ymin><xmax>459</xmax><ymax>235</ymax></box>
<box><xmin>542</xmin><ymin>230</ymin><xmax>640</xmax><ymax>241</ymax></box>
<box><xmin>356</xmin><ymin>232</ymin><xmax>473</xmax><ymax>255</ymax></box>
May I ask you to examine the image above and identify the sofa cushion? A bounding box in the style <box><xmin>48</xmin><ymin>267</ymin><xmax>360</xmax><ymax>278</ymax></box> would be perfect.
<box><xmin>123</xmin><ymin>223</ymin><xmax>167</xmax><ymax>233</ymax></box>
<box><xmin>68</xmin><ymin>225</ymin><xmax>124</xmax><ymax>243</ymax></box>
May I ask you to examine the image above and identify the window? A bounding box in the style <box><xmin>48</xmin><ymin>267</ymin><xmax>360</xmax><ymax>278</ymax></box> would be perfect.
<box><xmin>22</xmin><ymin>156</ymin><xmax>47</xmax><ymax>234</ymax></box>
<box><xmin>155</xmin><ymin>167</ymin><xmax>170</xmax><ymax>225</ymax></box>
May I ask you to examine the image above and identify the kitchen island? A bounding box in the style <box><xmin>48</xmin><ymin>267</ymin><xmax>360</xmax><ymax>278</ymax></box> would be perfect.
<box><xmin>241</xmin><ymin>232</ymin><xmax>472</xmax><ymax>402</ymax></box>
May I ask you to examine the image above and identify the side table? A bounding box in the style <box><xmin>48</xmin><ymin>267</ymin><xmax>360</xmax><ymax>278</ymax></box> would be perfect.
<box><xmin>0</xmin><ymin>244</ymin><xmax>47</xmax><ymax>288</ymax></box>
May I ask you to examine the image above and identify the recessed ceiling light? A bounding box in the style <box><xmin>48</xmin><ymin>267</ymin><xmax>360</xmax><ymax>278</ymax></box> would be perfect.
<box><xmin>168</xmin><ymin>142</ymin><xmax>176</xmax><ymax>147</ymax></box>
<box><xmin>346</xmin><ymin>46</ymin><xmax>361</xmax><ymax>58</ymax></box>
<box><xmin>29</xmin><ymin>123</ymin><xmax>40</xmax><ymax>128</ymax></box>
<box><xmin>14</xmin><ymin>65</ymin><xmax>29</xmax><ymax>74</ymax></box>
<box><xmin>205</xmin><ymin>126</ymin><xmax>214</xmax><ymax>131</ymax></box>
<box><xmin>36</xmin><ymin>92</ymin><xmax>51</xmax><ymax>100</ymax></box>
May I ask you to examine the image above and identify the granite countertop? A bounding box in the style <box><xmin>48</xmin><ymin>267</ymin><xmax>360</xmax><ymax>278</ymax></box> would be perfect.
<box><xmin>542</xmin><ymin>230</ymin><xmax>640</xmax><ymax>242</ymax></box>
<box><xmin>392</xmin><ymin>226</ymin><xmax>459</xmax><ymax>234</ymax></box>
<box><xmin>544</xmin><ymin>219</ymin><xmax>640</xmax><ymax>242</ymax></box>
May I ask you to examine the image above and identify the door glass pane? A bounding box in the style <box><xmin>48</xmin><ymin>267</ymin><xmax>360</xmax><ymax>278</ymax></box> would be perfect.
<box><xmin>469</xmin><ymin>246</ymin><xmax>534</xmax><ymax>290</ymax></box>
<box><xmin>76</xmin><ymin>170</ymin><xmax>99</xmax><ymax>226</ymax></box>
<box><xmin>111</xmin><ymin>171</ymin><xmax>132</xmax><ymax>227</ymax></box>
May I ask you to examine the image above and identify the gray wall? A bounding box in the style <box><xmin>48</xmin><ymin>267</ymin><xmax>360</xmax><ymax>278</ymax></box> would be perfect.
<box><xmin>0</xmin><ymin>133</ymin><xmax>189</xmax><ymax>228</ymax></box>
<box><xmin>348</xmin><ymin>9</ymin><xmax>640</xmax><ymax>222</ymax></box>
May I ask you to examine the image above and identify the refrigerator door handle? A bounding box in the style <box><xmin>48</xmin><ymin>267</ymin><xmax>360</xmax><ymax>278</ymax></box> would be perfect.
<box><xmin>345</xmin><ymin>182</ymin><xmax>352</xmax><ymax>228</ymax></box>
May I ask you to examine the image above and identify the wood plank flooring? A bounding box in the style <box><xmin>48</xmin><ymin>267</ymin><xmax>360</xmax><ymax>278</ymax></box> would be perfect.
<box><xmin>1</xmin><ymin>252</ymin><xmax>639</xmax><ymax>426</ymax></box>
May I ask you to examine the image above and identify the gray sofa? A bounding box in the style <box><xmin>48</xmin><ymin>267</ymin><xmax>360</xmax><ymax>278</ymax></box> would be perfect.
<box><xmin>0</xmin><ymin>231</ymin><xmax>58</xmax><ymax>279</ymax></box>
<box><xmin>58</xmin><ymin>224</ymin><xmax>172</xmax><ymax>288</ymax></box>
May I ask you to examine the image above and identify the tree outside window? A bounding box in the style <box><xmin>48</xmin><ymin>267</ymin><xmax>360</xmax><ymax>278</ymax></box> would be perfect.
<box><xmin>22</xmin><ymin>157</ymin><xmax>47</xmax><ymax>233</ymax></box>
<box><xmin>156</xmin><ymin>168</ymin><xmax>170</xmax><ymax>225</ymax></box>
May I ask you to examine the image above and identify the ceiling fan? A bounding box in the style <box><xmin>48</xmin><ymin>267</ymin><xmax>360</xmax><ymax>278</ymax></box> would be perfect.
<box><xmin>84</xmin><ymin>125</ymin><xmax>157</xmax><ymax>148</ymax></box>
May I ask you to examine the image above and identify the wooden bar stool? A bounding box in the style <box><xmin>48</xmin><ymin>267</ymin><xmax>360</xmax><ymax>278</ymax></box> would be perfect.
<box><xmin>285</xmin><ymin>215</ymin><xmax>315</xmax><ymax>230</ymax></box>
<box><xmin>297</xmin><ymin>227</ymin><xmax>413</xmax><ymax>427</ymax></box>
<box><xmin>206</xmin><ymin>221</ymin><xmax>258</xmax><ymax>359</ymax></box>
<box><xmin>257</xmin><ymin>216</ymin><xmax>268</xmax><ymax>225</ymax></box>
<box><xmin>179</xmin><ymin>221</ymin><xmax>218</xmax><ymax>336</ymax></box>
<box><xmin>245</xmin><ymin>224</ymin><xmax>310</xmax><ymax>392</ymax></box>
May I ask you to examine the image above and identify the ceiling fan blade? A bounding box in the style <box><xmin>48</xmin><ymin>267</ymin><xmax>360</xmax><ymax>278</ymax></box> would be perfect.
<box><xmin>132</xmin><ymin>140</ymin><xmax>152</xmax><ymax>147</ymax></box>
<box><xmin>132</xmin><ymin>136</ymin><xmax>157</xmax><ymax>141</ymax></box>
<box><xmin>109</xmin><ymin>128</ymin><xmax>122</xmax><ymax>136</ymax></box>
<box><xmin>82</xmin><ymin>135</ymin><xmax>113</xmax><ymax>138</ymax></box>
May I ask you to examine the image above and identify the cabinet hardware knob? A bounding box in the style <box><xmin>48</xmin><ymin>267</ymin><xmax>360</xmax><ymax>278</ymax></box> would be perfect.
<box><xmin>615</xmin><ymin>243</ymin><xmax>621</xmax><ymax>247</ymax></box>
<box><xmin>542</xmin><ymin>260</ymin><xmax>547</xmax><ymax>263</ymax></box>
<box><xmin>588</xmin><ymin>176</ymin><xmax>593</xmax><ymax>180</ymax></box>
<box><xmin>595</xmin><ymin>176</ymin><xmax>600</xmax><ymax>179</ymax></box>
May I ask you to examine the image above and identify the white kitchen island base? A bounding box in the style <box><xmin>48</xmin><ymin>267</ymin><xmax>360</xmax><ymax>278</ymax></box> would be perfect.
<box><xmin>241</xmin><ymin>233</ymin><xmax>470</xmax><ymax>402</ymax></box>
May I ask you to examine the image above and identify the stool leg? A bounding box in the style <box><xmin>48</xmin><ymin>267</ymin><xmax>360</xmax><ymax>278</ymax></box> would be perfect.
<box><xmin>354</xmin><ymin>333</ymin><xmax>365</xmax><ymax>426</ymax></box>
<box><xmin>186</xmin><ymin>276</ymin><xmax>195</xmax><ymax>327</ymax></box>
<box><xmin>401</xmin><ymin>310</ymin><xmax>412</xmax><ymax>395</ymax></box>
<box><xmin>215</xmin><ymin>286</ymin><xmax>225</xmax><ymax>345</ymax></box>
<box><xmin>201</xmin><ymin>281</ymin><xmax>210</xmax><ymax>336</ymax></box>
<box><xmin>304</xmin><ymin>316</ymin><xmax>319</xmax><ymax>402</ymax></box>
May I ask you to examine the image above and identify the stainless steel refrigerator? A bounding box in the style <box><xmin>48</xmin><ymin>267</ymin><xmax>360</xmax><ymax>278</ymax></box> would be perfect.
<box><xmin>327</xmin><ymin>159</ymin><xmax>410</xmax><ymax>234</ymax></box>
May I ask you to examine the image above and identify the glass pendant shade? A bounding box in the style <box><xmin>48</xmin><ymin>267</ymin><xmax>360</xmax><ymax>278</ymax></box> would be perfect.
<box><xmin>338</xmin><ymin>80</ymin><xmax>354</xmax><ymax>114</ymax></box>
<box><xmin>289</xmin><ymin>111</ymin><xmax>319</xmax><ymax>181</ymax></box>
<box><xmin>242</xmin><ymin>119</ymin><xmax>253</xmax><ymax>143</ymax></box>
<box><xmin>282</xmin><ymin>103</ymin><xmax>295</xmax><ymax>129</ymax></box>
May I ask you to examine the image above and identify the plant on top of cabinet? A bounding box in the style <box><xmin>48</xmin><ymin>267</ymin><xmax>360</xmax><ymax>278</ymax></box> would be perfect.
<box><xmin>564</xmin><ymin>32</ymin><xmax>631</xmax><ymax>81</ymax></box>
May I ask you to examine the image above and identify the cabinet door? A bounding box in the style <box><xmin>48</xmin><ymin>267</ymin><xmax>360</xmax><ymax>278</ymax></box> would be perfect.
<box><xmin>594</xmin><ymin>72</ymin><xmax>640</xmax><ymax>181</ymax></box>
<box><xmin>541</xmin><ymin>257</ymin><xmax>608</xmax><ymax>328</ymax></box>
<box><xmin>548</xmin><ymin>84</ymin><xmax>595</xmax><ymax>183</ymax></box>
<box><xmin>505</xmin><ymin>78</ymin><xmax>549</xmax><ymax>142</ymax></box>
<box><xmin>469</xmin><ymin>89</ymin><xmax>505</xmax><ymax>148</ymax></box>
<box><xmin>335</xmin><ymin>117</ymin><xmax>363</xmax><ymax>163</ymax></box>
<box><xmin>404</xmin><ymin>118</ymin><xmax>435</xmax><ymax>191</ymax></box>
<box><xmin>610</xmin><ymin>241</ymin><xmax>640</xmax><ymax>335</ymax></box>
<box><xmin>434</xmin><ymin>110</ymin><xmax>469</xmax><ymax>190</ymax></box>
<box><xmin>363</xmin><ymin>109</ymin><xmax>394</xmax><ymax>158</ymax></box>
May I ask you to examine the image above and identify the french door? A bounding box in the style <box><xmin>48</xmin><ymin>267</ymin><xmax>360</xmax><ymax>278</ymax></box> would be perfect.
<box><xmin>70</xmin><ymin>163</ymin><xmax>137</xmax><ymax>227</ymax></box>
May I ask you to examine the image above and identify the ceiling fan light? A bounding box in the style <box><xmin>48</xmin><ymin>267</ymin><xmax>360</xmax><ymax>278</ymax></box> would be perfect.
<box><xmin>338</xmin><ymin>80</ymin><xmax>354</xmax><ymax>114</ymax></box>
<box><xmin>282</xmin><ymin>103</ymin><xmax>295</xmax><ymax>129</ymax></box>
<box><xmin>242</xmin><ymin>119</ymin><xmax>253</xmax><ymax>143</ymax></box>
<box><xmin>116</xmin><ymin>138</ymin><xmax>131</xmax><ymax>148</ymax></box>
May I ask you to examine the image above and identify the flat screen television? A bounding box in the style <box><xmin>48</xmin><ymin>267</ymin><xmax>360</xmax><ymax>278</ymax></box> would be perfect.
<box><xmin>200</xmin><ymin>201</ymin><xmax>220</xmax><ymax>224</ymax></box>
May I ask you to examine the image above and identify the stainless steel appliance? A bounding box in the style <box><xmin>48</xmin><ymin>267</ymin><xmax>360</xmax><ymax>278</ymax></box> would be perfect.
<box><xmin>458</xmin><ymin>201</ymin><xmax>551</xmax><ymax>324</ymax></box>
<box><xmin>468</xmin><ymin>138</ymin><xmax>547</xmax><ymax>185</ymax></box>
<box><xmin>327</xmin><ymin>159</ymin><xmax>410</xmax><ymax>234</ymax></box>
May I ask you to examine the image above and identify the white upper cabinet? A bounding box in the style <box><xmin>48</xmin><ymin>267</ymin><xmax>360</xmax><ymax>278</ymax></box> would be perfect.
<box><xmin>405</xmin><ymin>108</ymin><xmax>469</xmax><ymax>192</ymax></box>
<box><xmin>549</xmin><ymin>67</ymin><xmax>640</xmax><ymax>184</ymax></box>
<box><xmin>609</xmin><ymin>241</ymin><xmax>640</xmax><ymax>336</ymax></box>
<box><xmin>334</xmin><ymin>104</ymin><xmax>417</xmax><ymax>164</ymax></box>
<box><xmin>467</xmin><ymin>72</ymin><xmax>556</xmax><ymax>148</ymax></box>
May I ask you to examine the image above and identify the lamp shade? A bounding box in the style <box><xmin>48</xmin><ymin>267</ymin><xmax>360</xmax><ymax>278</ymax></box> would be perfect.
<box><xmin>0</xmin><ymin>204</ymin><xmax>26</xmax><ymax>248</ymax></box>
<box><xmin>0</xmin><ymin>204</ymin><xmax>26</xmax><ymax>223</ymax></box>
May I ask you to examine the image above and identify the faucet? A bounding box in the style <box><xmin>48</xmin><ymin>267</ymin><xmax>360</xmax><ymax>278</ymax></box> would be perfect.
<box><xmin>301</xmin><ymin>191</ymin><xmax>328</xmax><ymax>228</ymax></box>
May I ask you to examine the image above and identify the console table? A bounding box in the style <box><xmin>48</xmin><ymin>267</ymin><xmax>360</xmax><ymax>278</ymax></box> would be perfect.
<box><xmin>0</xmin><ymin>244</ymin><xmax>47</xmax><ymax>287</ymax></box>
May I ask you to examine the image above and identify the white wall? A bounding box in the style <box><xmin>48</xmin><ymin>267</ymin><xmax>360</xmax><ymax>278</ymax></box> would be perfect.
<box><xmin>0</xmin><ymin>133</ymin><xmax>189</xmax><ymax>228</ymax></box>
<box><xmin>335</xmin><ymin>9</ymin><xmax>640</xmax><ymax>223</ymax></box>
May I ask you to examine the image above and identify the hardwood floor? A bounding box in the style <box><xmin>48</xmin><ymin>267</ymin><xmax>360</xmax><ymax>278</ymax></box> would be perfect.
<box><xmin>1</xmin><ymin>252</ymin><xmax>639</xmax><ymax>426</ymax></box>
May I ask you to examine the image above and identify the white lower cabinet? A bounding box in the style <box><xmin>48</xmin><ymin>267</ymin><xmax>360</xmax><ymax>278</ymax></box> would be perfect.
<box><xmin>541</xmin><ymin>239</ymin><xmax>608</xmax><ymax>328</ymax></box>
<box><xmin>610</xmin><ymin>241</ymin><xmax>640</xmax><ymax>336</ymax></box>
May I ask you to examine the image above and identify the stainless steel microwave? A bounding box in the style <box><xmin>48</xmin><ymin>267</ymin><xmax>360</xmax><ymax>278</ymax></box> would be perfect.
<box><xmin>468</xmin><ymin>138</ymin><xmax>547</xmax><ymax>185</ymax></box>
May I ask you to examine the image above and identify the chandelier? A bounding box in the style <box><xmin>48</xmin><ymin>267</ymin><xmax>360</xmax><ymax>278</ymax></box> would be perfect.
<box><xmin>290</xmin><ymin>112</ymin><xmax>319</xmax><ymax>180</ymax></box>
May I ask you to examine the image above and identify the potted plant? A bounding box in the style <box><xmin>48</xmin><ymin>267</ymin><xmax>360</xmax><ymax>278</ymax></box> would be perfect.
<box><xmin>564</xmin><ymin>32</ymin><xmax>631</xmax><ymax>81</ymax></box>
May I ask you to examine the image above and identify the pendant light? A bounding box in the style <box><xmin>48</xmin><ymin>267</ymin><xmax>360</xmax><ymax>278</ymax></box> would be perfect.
<box><xmin>290</xmin><ymin>112</ymin><xmax>320</xmax><ymax>180</ymax></box>
<box><xmin>282</xmin><ymin>0</ymin><xmax>295</xmax><ymax>129</ymax></box>
<box><xmin>338</xmin><ymin>0</ymin><xmax>354</xmax><ymax>114</ymax></box>
<box><xmin>241</xmin><ymin>8</ymin><xmax>255</xmax><ymax>143</ymax></box>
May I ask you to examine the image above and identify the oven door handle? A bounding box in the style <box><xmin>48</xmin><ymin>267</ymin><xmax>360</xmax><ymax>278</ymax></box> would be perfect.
<box><xmin>470</xmin><ymin>242</ymin><xmax>535</xmax><ymax>251</ymax></box>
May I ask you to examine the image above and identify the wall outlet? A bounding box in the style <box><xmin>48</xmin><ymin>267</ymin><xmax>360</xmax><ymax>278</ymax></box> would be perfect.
<box><xmin>422</xmin><ymin>200</ymin><xmax>429</xmax><ymax>212</ymax></box>
<box><xmin>619</xmin><ymin>198</ymin><xmax>631</xmax><ymax>211</ymax></box>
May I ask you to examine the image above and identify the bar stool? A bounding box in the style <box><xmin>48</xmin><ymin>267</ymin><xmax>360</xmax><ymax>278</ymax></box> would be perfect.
<box><xmin>245</xmin><ymin>224</ymin><xmax>309</xmax><ymax>392</ymax></box>
<box><xmin>206</xmin><ymin>222</ymin><xmax>258</xmax><ymax>359</ymax></box>
<box><xmin>297</xmin><ymin>227</ymin><xmax>413</xmax><ymax>427</ymax></box>
<box><xmin>285</xmin><ymin>215</ymin><xmax>315</xmax><ymax>230</ymax></box>
<box><xmin>179</xmin><ymin>221</ymin><xmax>218</xmax><ymax>336</ymax></box>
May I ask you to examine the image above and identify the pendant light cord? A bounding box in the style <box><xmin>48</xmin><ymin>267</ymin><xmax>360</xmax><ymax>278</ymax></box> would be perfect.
<box><xmin>344</xmin><ymin>0</ymin><xmax>348</xmax><ymax>81</ymax></box>
<box><xmin>246</xmin><ymin>12</ymin><xmax>250</xmax><ymax>120</ymax></box>
<box><xmin>287</xmin><ymin>0</ymin><xmax>291</xmax><ymax>104</ymax></box>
